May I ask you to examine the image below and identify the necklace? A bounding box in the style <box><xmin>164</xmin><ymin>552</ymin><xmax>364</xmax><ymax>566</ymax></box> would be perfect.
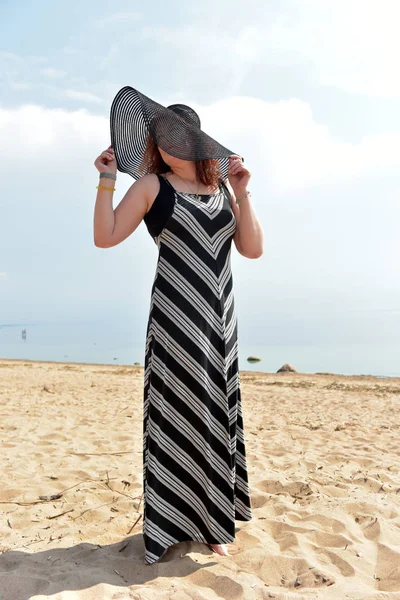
<box><xmin>174</xmin><ymin>172</ymin><xmax>202</xmax><ymax>201</ymax></box>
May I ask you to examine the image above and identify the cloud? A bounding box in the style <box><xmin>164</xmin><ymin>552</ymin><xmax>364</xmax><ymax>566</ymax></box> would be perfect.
<box><xmin>137</xmin><ymin>0</ymin><xmax>400</xmax><ymax>98</ymax></box>
<box><xmin>63</xmin><ymin>90</ymin><xmax>103</xmax><ymax>104</ymax></box>
<box><xmin>0</xmin><ymin>97</ymin><xmax>398</xmax><ymax>331</ymax></box>
<box><xmin>0</xmin><ymin>104</ymin><xmax>106</xmax><ymax>164</ymax></box>
<box><xmin>40</xmin><ymin>67</ymin><xmax>66</xmax><ymax>79</ymax></box>
<box><xmin>262</xmin><ymin>0</ymin><xmax>400</xmax><ymax>97</ymax></box>
<box><xmin>194</xmin><ymin>95</ymin><xmax>400</xmax><ymax>192</ymax></box>
<box><xmin>94</xmin><ymin>11</ymin><xmax>141</xmax><ymax>29</ymax></box>
<box><xmin>138</xmin><ymin>26</ymin><xmax>256</xmax><ymax>94</ymax></box>
<box><xmin>0</xmin><ymin>51</ymin><xmax>23</xmax><ymax>64</ymax></box>
<box><xmin>9</xmin><ymin>82</ymin><xmax>32</xmax><ymax>90</ymax></box>
<box><xmin>0</xmin><ymin>272</ymin><xmax>8</xmax><ymax>280</ymax></box>
<box><xmin>1</xmin><ymin>96</ymin><xmax>400</xmax><ymax>192</ymax></box>
<box><xmin>28</xmin><ymin>56</ymin><xmax>48</xmax><ymax>65</ymax></box>
<box><xmin>62</xmin><ymin>47</ymin><xmax>79</xmax><ymax>56</ymax></box>
<box><xmin>97</xmin><ymin>43</ymin><xmax>120</xmax><ymax>71</ymax></box>
<box><xmin>0</xmin><ymin>51</ymin><xmax>48</xmax><ymax>68</ymax></box>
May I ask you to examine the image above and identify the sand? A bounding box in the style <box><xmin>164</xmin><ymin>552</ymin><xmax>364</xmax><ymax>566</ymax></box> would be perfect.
<box><xmin>0</xmin><ymin>358</ymin><xmax>400</xmax><ymax>600</ymax></box>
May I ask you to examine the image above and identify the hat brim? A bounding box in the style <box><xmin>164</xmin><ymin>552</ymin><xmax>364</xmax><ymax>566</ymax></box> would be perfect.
<box><xmin>110</xmin><ymin>86</ymin><xmax>240</xmax><ymax>181</ymax></box>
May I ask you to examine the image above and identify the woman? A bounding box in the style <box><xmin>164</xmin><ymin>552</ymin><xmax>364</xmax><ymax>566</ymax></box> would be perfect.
<box><xmin>93</xmin><ymin>90</ymin><xmax>263</xmax><ymax>564</ymax></box>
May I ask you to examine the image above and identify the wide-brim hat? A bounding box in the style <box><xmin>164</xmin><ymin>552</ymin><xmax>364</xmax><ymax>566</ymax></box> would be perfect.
<box><xmin>109</xmin><ymin>86</ymin><xmax>242</xmax><ymax>181</ymax></box>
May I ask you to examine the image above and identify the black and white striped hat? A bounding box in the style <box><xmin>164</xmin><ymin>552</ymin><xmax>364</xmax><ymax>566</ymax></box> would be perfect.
<box><xmin>110</xmin><ymin>86</ymin><xmax>242</xmax><ymax>181</ymax></box>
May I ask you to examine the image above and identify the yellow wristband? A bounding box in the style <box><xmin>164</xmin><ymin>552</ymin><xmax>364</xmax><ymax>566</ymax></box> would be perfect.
<box><xmin>96</xmin><ymin>185</ymin><xmax>116</xmax><ymax>192</ymax></box>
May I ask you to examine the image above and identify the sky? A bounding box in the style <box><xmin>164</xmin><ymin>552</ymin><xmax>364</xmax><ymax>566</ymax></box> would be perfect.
<box><xmin>1</xmin><ymin>0</ymin><xmax>400</xmax><ymax>347</ymax></box>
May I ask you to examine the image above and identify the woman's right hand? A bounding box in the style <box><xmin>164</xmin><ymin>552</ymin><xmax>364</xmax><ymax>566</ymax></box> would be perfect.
<box><xmin>94</xmin><ymin>145</ymin><xmax>117</xmax><ymax>175</ymax></box>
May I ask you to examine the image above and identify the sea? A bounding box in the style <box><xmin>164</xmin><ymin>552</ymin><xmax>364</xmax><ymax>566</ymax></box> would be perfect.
<box><xmin>0</xmin><ymin>321</ymin><xmax>398</xmax><ymax>378</ymax></box>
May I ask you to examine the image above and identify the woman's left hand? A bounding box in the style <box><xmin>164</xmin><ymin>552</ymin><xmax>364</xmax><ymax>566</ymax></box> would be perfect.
<box><xmin>228</xmin><ymin>155</ymin><xmax>251</xmax><ymax>196</ymax></box>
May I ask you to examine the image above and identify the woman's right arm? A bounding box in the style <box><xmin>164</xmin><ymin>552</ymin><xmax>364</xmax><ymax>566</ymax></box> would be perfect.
<box><xmin>93</xmin><ymin>145</ymin><xmax>151</xmax><ymax>248</ymax></box>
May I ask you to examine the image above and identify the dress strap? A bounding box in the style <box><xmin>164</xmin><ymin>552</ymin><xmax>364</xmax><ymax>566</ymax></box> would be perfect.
<box><xmin>219</xmin><ymin>177</ymin><xmax>230</xmax><ymax>201</ymax></box>
<box><xmin>158</xmin><ymin>173</ymin><xmax>175</xmax><ymax>192</ymax></box>
<box><xmin>144</xmin><ymin>174</ymin><xmax>176</xmax><ymax>241</ymax></box>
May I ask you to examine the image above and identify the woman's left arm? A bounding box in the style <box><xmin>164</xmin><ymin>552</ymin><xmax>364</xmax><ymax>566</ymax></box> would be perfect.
<box><xmin>227</xmin><ymin>155</ymin><xmax>264</xmax><ymax>259</ymax></box>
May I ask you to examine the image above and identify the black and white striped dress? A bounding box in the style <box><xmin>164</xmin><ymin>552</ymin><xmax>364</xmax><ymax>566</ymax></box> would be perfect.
<box><xmin>142</xmin><ymin>173</ymin><xmax>252</xmax><ymax>564</ymax></box>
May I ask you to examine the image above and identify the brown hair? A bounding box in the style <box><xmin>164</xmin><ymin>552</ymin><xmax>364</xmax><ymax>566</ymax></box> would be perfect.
<box><xmin>138</xmin><ymin>134</ymin><xmax>223</xmax><ymax>189</ymax></box>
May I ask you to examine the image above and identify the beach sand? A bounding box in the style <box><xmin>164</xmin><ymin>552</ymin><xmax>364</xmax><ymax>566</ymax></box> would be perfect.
<box><xmin>1</xmin><ymin>358</ymin><xmax>400</xmax><ymax>600</ymax></box>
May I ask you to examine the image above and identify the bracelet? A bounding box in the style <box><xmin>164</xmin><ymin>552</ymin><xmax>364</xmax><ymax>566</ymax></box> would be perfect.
<box><xmin>99</xmin><ymin>172</ymin><xmax>117</xmax><ymax>180</ymax></box>
<box><xmin>96</xmin><ymin>185</ymin><xmax>116</xmax><ymax>192</ymax></box>
<box><xmin>235</xmin><ymin>190</ymin><xmax>251</xmax><ymax>205</ymax></box>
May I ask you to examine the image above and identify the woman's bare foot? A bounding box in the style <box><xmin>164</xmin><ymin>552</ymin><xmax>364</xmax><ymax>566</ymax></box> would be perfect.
<box><xmin>208</xmin><ymin>543</ymin><xmax>229</xmax><ymax>556</ymax></box>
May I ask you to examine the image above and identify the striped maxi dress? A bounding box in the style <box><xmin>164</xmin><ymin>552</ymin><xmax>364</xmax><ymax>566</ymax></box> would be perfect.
<box><xmin>142</xmin><ymin>173</ymin><xmax>252</xmax><ymax>564</ymax></box>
